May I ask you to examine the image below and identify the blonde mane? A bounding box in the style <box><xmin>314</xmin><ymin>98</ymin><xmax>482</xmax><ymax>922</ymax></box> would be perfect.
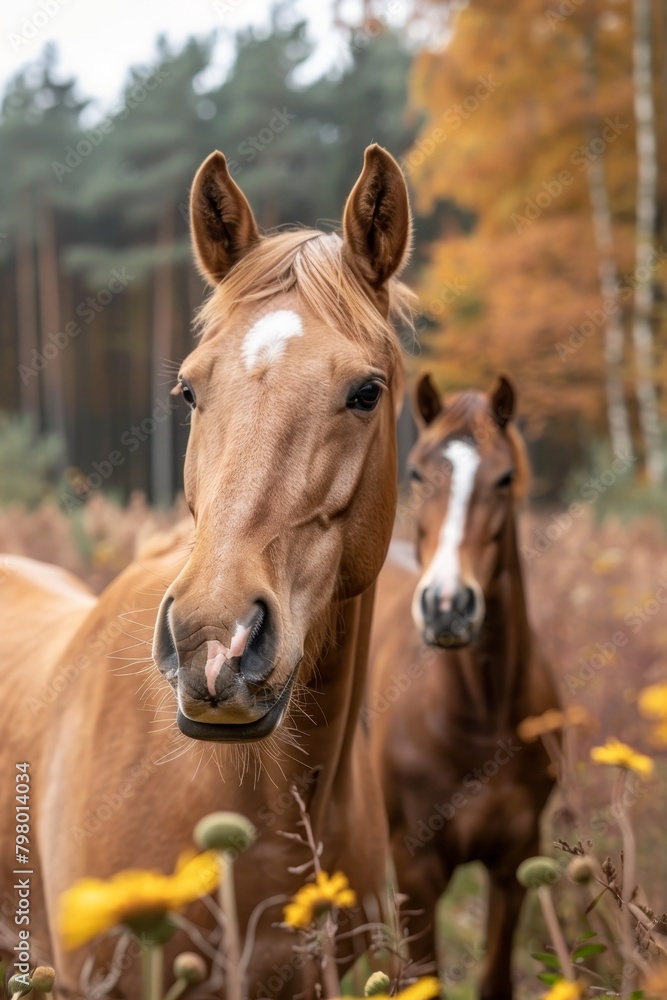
<box><xmin>195</xmin><ymin>229</ymin><xmax>416</xmax><ymax>363</ymax></box>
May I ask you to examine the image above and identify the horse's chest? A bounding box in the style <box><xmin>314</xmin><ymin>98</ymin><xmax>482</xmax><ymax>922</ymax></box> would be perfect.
<box><xmin>394</xmin><ymin>736</ymin><xmax>547</xmax><ymax>869</ymax></box>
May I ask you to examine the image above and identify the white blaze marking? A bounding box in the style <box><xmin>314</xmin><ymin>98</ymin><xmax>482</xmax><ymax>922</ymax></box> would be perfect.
<box><xmin>412</xmin><ymin>439</ymin><xmax>480</xmax><ymax>628</ymax></box>
<box><xmin>241</xmin><ymin>309</ymin><xmax>303</xmax><ymax>369</ymax></box>
<box><xmin>204</xmin><ymin>622</ymin><xmax>252</xmax><ymax>696</ymax></box>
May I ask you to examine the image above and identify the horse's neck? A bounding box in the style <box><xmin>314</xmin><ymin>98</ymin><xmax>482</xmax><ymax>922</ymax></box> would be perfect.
<box><xmin>447</xmin><ymin>513</ymin><xmax>531</xmax><ymax>734</ymax></box>
<box><xmin>263</xmin><ymin>585</ymin><xmax>375</xmax><ymax>839</ymax></box>
<box><xmin>300</xmin><ymin>585</ymin><xmax>375</xmax><ymax>834</ymax></box>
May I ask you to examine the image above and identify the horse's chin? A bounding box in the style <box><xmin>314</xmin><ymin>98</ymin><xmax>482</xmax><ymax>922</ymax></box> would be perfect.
<box><xmin>176</xmin><ymin>670</ymin><xmax>297</xmax><ymax>743</ymax></box>
<box><xmin>423</xmin><ymin>626</ymin><xmax>480</xmax><ymax>650</ymax></box>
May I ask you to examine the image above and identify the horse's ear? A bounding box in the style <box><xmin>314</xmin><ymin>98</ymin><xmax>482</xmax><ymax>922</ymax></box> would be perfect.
<box><xmin>414</xmin><ymin>373</ymin><xmax>443</xmax><ymax>427</ymax></box>
<box><xmin>343</xmin><ymin>144</ymin><xmax>411</xmax><ymax>290</ymax></box>
<box><xmin>190</xmin><ymin>151</ymin><xmax>260</xmax><ymax>285</ymax></box>
<box><xmin>490</xmin><ymin>375</ymin><xmax>515</xmax><ymax>428</ymax></box>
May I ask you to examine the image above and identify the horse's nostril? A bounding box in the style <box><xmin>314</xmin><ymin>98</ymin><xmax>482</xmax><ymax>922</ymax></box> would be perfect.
<box><xmin>453</xmin><ymin>586</ymin><xmax>476</xmax><ymax>618</ymax></box>
<box><xmin>155</xmin><ymin>596</ymin><xmax>179</xmax><ymax>677</ymax></box>
<box><xmin>421</xmin><ymin>586</ymin><xmax>438</xmax><ymax>618</ymax></box>
<box><xmin>240</xmin><ymin>600</ymin><xmax>274</xmax><ymax>685</ymax></box>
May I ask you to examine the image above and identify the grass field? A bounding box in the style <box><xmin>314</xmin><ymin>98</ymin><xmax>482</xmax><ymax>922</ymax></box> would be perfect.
<box><xmin>1</xmin><ymin>491</ymin><xmax>666</xmax><ymax>995</ymax></box>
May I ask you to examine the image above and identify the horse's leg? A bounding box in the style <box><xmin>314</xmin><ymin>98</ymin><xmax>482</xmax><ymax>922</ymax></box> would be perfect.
<box><xmin>391</xmin><ymin>832</ymin><xmax>448</xmax><ymax>973</ymax></box>
<box><xmin>479</xmin><ymin>870</ymin><xmax>526</xmax><ymax>1000</ymax></box>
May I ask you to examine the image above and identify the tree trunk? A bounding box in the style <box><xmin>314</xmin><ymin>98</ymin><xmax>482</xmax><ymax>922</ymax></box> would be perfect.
<box><xmin>16</xmin><ymin>198</ymin><xmax>39</xmax><ymax>419</ymax></box>
<box><xmin>581</xmin><ymin>31</ymin><xmax>633</xmax><ymax>461</ymax></box>
<box><xmin>631</xmin><ymin>0</ymin><xmax>663</xmax><ymax>482</ymax></box>
<box><xmin>37</xmin><ymin>203</ymin><xmax>67</xmax><ymax>467</ymax></box>
<box><xmin>151</xmin><ymin>206</ymin><xmax>175</xmax><ymax>507</ymax></box>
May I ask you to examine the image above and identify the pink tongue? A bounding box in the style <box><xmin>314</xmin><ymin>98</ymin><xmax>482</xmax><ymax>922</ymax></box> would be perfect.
<box><xmin>204</xmin><ymin>625</ymin><xmax>253</xmax><ymax>696</ymax></box>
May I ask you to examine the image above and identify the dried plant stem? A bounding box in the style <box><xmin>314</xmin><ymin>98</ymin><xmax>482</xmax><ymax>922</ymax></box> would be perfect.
<box><xmin>220</xmin><ymin>851</ymin><xmax>244</xmax><ymax>1000</ymax></box>
<box><xmin>613</xmin><ymin>769</ymin><xmax>643</xmax><ymax>989</ymax></box>
<box><xmin>292</xmin><ymin>785</ymin><xmax>322</xmax><ymax>876</ymax></box>
<box><xmin>320</xmin><ymin>917</ymin><xmax>342</xmax><ymax>999</ymax></box>
<box><xmin>627</xmin><ymin>902</ymin><xmax>667</xmax><ymax>956</ymax></box>
<box><xmin>536</xmin><ymin>886</ymin><xmax>574</xmax><ymax>980</ymax></box>
<box><xmin>290</xmin><ymin>786</ymin><xmax>341</xmax><ymax>998</ymax></box>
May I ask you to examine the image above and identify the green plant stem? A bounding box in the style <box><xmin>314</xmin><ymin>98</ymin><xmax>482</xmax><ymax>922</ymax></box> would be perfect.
<box><xmin>163</xmin><ymin>979</ymin><xmax>188</xmax><ymax>1000</ymax></box>
<box><xmin>537</xmin><ymin>886</ymin><xmax>574</xmax><ymax>980</ymax></box>
<box><xmin>141</xmin><ymin>944</ymin><xmax>163</xmax><ymax>1000</ymax></box>
<box><xmin>220</xmin><ymin>851</ymin><xmax>243</xmax><ymax>1000</ymax></box>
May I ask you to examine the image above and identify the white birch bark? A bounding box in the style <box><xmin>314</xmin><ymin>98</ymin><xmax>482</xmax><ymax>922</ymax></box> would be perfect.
<box><xmin>631</xmin><ymin>0</ymin><xmax>663</xmax><ymax>482</ymax></box>
<box><xmin>582</xmin><ymin>32</ymin><xmax>633</xmax><ymax>460</ymax></box>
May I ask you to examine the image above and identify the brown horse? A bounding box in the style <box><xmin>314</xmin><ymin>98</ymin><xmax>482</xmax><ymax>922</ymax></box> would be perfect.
<box><xmin>0</xmin><ymin>145</ymin><xmax>414</xmax><ymax>998</ymax></box>
<box><xmin>369</xmin><ymin>375</ymin><xmax>559</xmax><ymax>1000</ymax></box>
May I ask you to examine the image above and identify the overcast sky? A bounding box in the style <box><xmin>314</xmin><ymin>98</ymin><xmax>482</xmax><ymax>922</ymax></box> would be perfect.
<box><xmin>2</xmin><ymin>0</ymin><xmax>363</xmax><ymax>118</ymax></box>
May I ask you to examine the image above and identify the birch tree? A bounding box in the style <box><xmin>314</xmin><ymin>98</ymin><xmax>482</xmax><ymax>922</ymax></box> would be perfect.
<box><xmin>631</xmin><ymin>0</ymin><xmax>663</xmax><ymax>482</ymax></box>
<box><xmin>582</xmin><ymin>28</ymin><xmax>632</xmax><ymax>461</ymax></box>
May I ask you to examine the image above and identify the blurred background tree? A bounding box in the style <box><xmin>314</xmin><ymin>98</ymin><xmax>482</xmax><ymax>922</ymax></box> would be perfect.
<box><xmin>408</xmin><ymin>0</ymin><xmax>667</xmax><ymax>493</ymax></box>
<box><xmin>0</xmin><ymin>0</ymin><xmax>665</xmax><ymax>507</ymax></box>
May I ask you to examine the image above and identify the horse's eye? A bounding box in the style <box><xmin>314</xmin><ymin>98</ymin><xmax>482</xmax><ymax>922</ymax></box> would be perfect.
<box><xmin>496</xmin><ymin>470</ymin><xmax>514</xmax><ymax>489</ymax></box>
<box><xmin>347</xmin><ymin>381</ymin><xmax>382</xmax><ymax>412</ymax></box>
<box><xmin>409</xmin><ymin>467</ymin><xmax>423</xmax><ymax>483</ymax></box>
<box><xmin>180</xmin><ymin>379</ymin><xmax>196</xmax><ymax>409</ymax></box>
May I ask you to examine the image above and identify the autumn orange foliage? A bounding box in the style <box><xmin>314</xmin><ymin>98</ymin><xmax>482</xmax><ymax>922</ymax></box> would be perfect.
<box><xmin>406</xmin><ymin>0</ymin><xmax>667</xmax><ymax>434</ymax></box>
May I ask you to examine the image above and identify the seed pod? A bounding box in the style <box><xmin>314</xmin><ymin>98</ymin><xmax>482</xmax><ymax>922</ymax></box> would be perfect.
<box><xmin>516</xmin><ymin>856</ymin><xmax>561</xmax><ymax>889</ymax></box>
<box><xmin>567</xmin><ymin>856</ymin><xmax>595</xmax><ymax>885</ymax></box>
<box><xmin>7</xmin><ymin>974</ymin><xmax>32</xmax><ymax>996</ymax></box>
<box><xmin>364</xmin><ymin>971</ymin><xmax>391</xmax><ymax>996</ymax></box>
<box><xmin>173</xmin><ymin>951</ymin><xmax>207</xmax><ymax>985</ymax></box>
<box><xmin>194</xmin><ymin>811</ymin><xmax>256</xmax><ymax>855</ymax></box>
<box><xmin>30</xmin><ymin>967</ymin><xmax>56</xmax><ymax>991</ymax></box>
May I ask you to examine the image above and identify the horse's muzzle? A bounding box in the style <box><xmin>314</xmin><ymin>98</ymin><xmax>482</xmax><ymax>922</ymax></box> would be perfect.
<box><xmin>153</xmin><ymin>595</ymin><xmax>295</xmax><ymax>742</ymax></box>
<box><xmin>419</xmin><ymin>583</ymin><xmax>484</xmax><ymax>648</ymax></box>
<box><xmin>176</xmin><ymin>669</ymin><xmax>297</xmax><ymax>742</ymax></box>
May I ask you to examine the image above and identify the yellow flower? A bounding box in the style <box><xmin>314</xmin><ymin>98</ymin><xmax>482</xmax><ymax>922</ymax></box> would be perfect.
<box><xmin>638</xmin><ymin>682</ymin><xmax>667</xmax><ymax>719</ymax></box>
<box><xmin>565</xmin><ymin>705</ymin><xmax>596</xmax><ymax>730</ymax></box>
<box><xmin>637</xmin><ymin>683</ymin><xmax>667</xmax><ymax>745</ymax></box>
<box><xmin>517</xmin><ymin>709</ymin><xmax>565</xmax><ymax>742</ymax></box>
<box><xmin>353</xmin><ymin>977</ymin><xmax>442</xmax><ymax>1000</ymax></box>
<box><xmin>283</xmin><ymin>871</ymin><xmax>357</xmax><ymax>929</ymax></box>
<box><xmin>592</xmin><ymin>548</ymin><xmax>623</xmax><ymax>574</ymax></box>
<box><xmin>542</xmin><ymin>980</ymin><xmax>585</xmax><ymax>1000</ymax></box>
<box><xmin>517</xmin><ymin>705</ymin><xmax>594</xmax><ymax>742</ymax></box>
<box><xmin>394</xmin><ymin>979</ymin><xmax>442</xmax><ymax>1000</ymax></box>
<box><xmin>59</xmin><ymin>851</ymin><xmax>221</xmax><ymax>949</ymax></box>
<box><xmin>590</xmin><ymin>738</ymin><xmax>654</xmax><ymax>778</ymax></box>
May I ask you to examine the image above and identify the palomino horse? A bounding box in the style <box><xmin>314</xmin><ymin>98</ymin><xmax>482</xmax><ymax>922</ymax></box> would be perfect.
<box><xmin>0</xmin><ymin>145</ymin><xmax>414</xmax><ymax>998</ymax></box>
<box><xmin>369</xmin><ymin>376</ymin><xmax>559</xmax><ymax>1000</ymax></box>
